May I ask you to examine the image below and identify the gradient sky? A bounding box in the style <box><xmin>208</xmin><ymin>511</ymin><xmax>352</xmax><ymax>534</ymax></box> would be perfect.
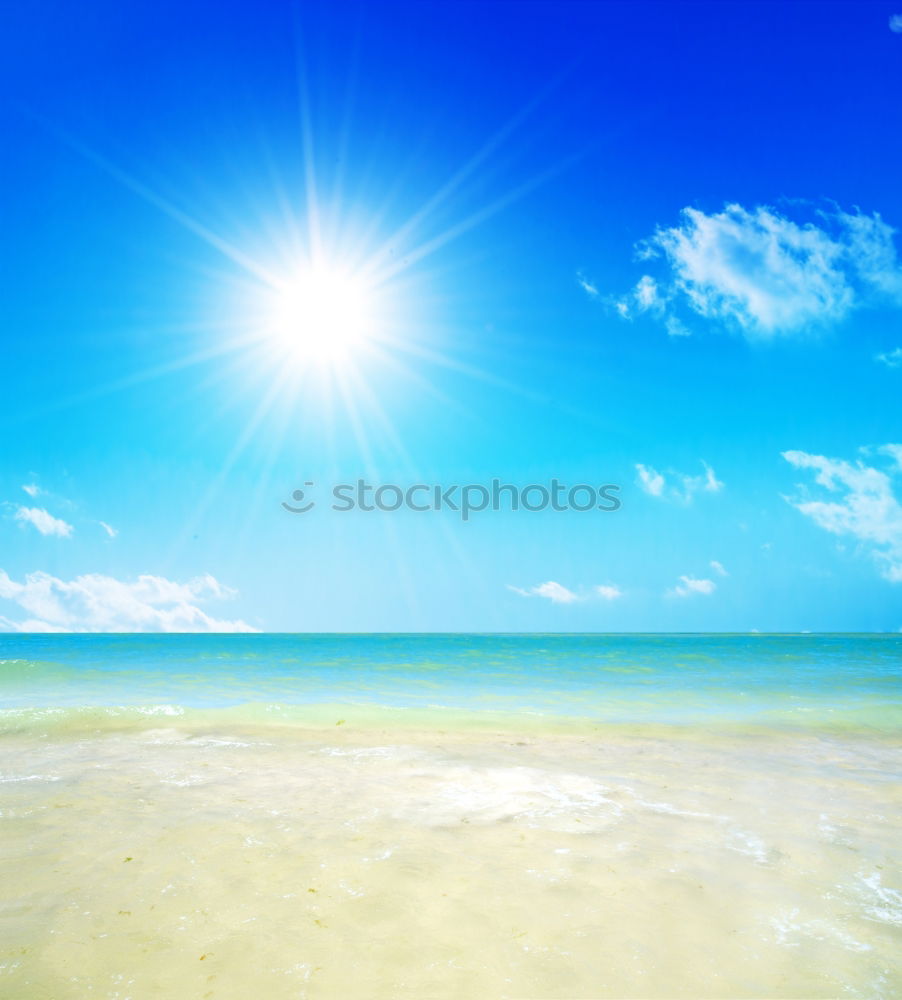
<box><xmin>1</xmin><ymin>0</ymin><xmax>901</xmax><ymax>632</ymax></box>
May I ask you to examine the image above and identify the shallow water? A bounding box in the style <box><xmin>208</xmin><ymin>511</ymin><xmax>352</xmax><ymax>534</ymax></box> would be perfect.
<box><xmin>1</xmin><ymin>634</ymin><xmax>900</xmax><ymax>998</ymax></box>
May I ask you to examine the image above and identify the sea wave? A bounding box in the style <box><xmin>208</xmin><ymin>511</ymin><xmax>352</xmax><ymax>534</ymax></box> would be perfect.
<box><xmin>1</xmin><ymin>698</ymin><xmax>901</xmax><ymax>741</ymax></box>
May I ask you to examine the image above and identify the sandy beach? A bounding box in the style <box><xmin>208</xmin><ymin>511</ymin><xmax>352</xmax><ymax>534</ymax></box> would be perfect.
<box><xmin>2</xmin><ymin>717</ymin><xmax>900</xmax><ymax>999</ymax></box>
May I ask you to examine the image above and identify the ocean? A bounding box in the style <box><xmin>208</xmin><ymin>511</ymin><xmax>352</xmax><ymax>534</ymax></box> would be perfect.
<box><xmin>1</xmin><ymin>633</ymin><xmax>900</xmax><ymax>998</ymax></box>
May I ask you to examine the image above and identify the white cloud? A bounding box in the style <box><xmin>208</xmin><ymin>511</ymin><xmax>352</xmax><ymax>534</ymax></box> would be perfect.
<box><xmin>614</xmin><ymin>276</ymin><xmax>692</xmax><ymax>339</ymax></box>
<box><xmin>507</xmin><ymin>581</ymin><xmax>580</xmax><ymax>604</ymax></box>
<box><xmin>615</xmin><ymin>203</ymin><xmax>902</xmax><ymax>339</ymax></box>
<box><xmin>634</xmin><ymin>275</ymin><xmax>664</xmax><ymax>312</ymax></box>
<box><xmin>508</xmin><ymin>581</ymin><xmax>622</xmax><ymax>604</ymax></box>
<box><xmin>876</xmin><ymin>347</ymin><xmax>902</xmax><ymax>368</ymax></box>
<box><xmin>577</xmin><ymin>272</ymin><xmax>599</xmax><ymax>298</ymax></box>
<box><xmin>532</xmin><ymin>581</ymin><xmax>579</xmax><ymax>603</ymax></box>
<box><xmin>0</xmin><ymin>570</ymin><xmax>257</xmax><ymax>633</ymax></box>
<box><xmin>664</xmin><ymin>315</ymin><xmax>691</xmax><ymax>338</ymax></box>
<box><xmin>668</xmin><ymin>575</ymin><xmax>716</xmax><ymax>598</ymax></box>
<box><xmin>890</xmin><ymin>14</ymin><xmax>902</xmax><ymax>32</ymax></box>
<box><xmin>710</xmin><ymin>560</ymin><xmax>728</xmax><ymax>577</ymax></box>
<box><xmin>635</xmin><ymin>461</ymin><xmax>723</xmax><ymax>502</ymax></box>
<box><xmin>881</xmin><ymin>444</ymin><xmax>902</xmax><ymax>472</ymax></box>
<box><xmin>13</xmin><ymin>506</ymin><xmax>73</xmax><ymax>538</ymax></box>
<box><xmin>782</xmin><ymin>447</ymin><xmax>902</xmax><ymax>582</ymax></box>
<box><xmin>635</xmin><ymin>463</ymin><xmax>665</xmax><ymax>497</ymax></box>
<box><xmin>9</xmin><ymin>484</ymin><xmax>117</xmax><ymax>541</ymax></box>
<box><xmin>697</xmin><ymin>464</ymin><xmax>724</xmax><ymax>494</ymax></box>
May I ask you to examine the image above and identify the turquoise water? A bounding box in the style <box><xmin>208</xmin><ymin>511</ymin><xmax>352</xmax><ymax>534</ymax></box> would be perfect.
<box><xmin>1</xmin><ymin>632</ymin><xmax>900</xmax><ymax>731</ymax></box>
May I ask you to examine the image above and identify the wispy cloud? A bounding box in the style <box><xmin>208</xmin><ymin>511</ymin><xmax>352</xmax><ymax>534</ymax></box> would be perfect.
<box><xmin>635</xmin><ymin>463</ymin><xmax>665</xmax><ymax>497</ymax></box>
<box><xmin>576</xmin><ymin>272</ymin><xmax>599</xmax><ymax>298</ymax></box>
<box><xmin>507</xmin><ymin>581</ymin><xmax>580</xmax><ymax>604</ymax></box>
<box><xmin>890</xmin><ymin>14</ymin><xmax>902</xmax><ymax>33</ymax></box>
<box><xmin>710</xmin><ymin>560</ymin><xmax>728</xmax><ymax>577</ymax></box>
<box><xmin>13</xmin><ymin>506</ymin><xmax>74</xmax><ymax>538</ymax></box>
<box><xmin>0</xmin><ymin>570</ymin><xmax>257</xmax><ymax>632</ymax></box>
<box><xmin>881</xmin><ymin>444</ymin><xmax>902</xmax><ymax>472</ymax></box>
<box><xmin>9</xmin><ymin>483</ymin><xmax>117</xmax><ymax>541</ymax></box>
<box><xmin>667</xmin><ymin>575</ymin><xmax>716</xmax><ymax>598</ymax></box>
<box><xmin>508</xmin><ymin>581</ymin><xmax>622</xmax><ymax>604</ymax></box>
<box><xmin>635</xmin><ymin>461</ymin><xmax>723</xmax><ymax>503</ymax></box>
<box><xmin>610</xmin><ymin>203</ymin><xmax>902</xmax><ymax>340</ymax></box>
<box><xmin>611</xmin><ymin>275</ymin><xmax>691</xmax><ymax>338</ymax></box>
<box><xmin>875</xmin><ymin>347</ymin><xmax>902</xmax><ymax>369</ymax></box>
<box><xmin>782</xmin><ymin>446</ymin><xmax>902</xmax><ymax>582</ymax></box>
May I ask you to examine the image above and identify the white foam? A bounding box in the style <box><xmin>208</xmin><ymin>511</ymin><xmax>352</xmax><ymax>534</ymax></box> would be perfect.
<box><xmin>856</xmin><ymin>872</ymin><xmax>902</xmax><ymax>927</ymax></box>
<box><xmin>633</xmin><ymin>798</ymin><xmax>717</xmax><ymax>820</ymax></box>
<box><xmin>318</xmin><ymin>746</ymin><xmax>406</xmax><ymax>759</ymax></box>
<box><xmin>770</xmin><ymin>908</ymin><xmax>872</xmax><ymax>953</ymax></box>
<box><xmin>725</xmin><ymin>826</ymin><xmax>770</xmax><ymax>864</ymax></box>
<box><xmin>0</xmin><ymin>774</ymin><xmax>61</xmax><ymax>783</ymax></box>
<box><xmin>387</xmin><ymin>764</ymin><xmax>621</xmax><ymax>828</ymax></box>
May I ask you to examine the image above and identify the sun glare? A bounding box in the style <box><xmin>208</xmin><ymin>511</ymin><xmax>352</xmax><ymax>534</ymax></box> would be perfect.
<box><xmin>267</xmin><ymin>265</ymin><xmax>374</xmax><ymax>366</ymax></box>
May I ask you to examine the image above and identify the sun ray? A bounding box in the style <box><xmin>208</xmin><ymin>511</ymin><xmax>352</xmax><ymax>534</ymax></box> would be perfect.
<box><xmin>0</xmin><ymin>325</ymin><xmax>250</xmax><ymax>431</ymax></box>
<box><xmin>290</xmin><ymin>9</ymin><xmax>324</xmax><ymax>264</ymax></box>
<box><xmin>365</xmin><ymin>84</ymin><xmax>556</xmax><ymax>276</ymax></box>
<box><xmin>48</xmin><ymin>124</ymin><xmax>280</xmax><ymax>289</ymax></box>
<box><xmin>372</xmin><ymin>153</ymin><xmax>577</xmax><ymax>287</ymax></box>
<box><xmin>163</xmin><ymin>357</ymin><xmax>299</xmax><ymax>568</ymax></box>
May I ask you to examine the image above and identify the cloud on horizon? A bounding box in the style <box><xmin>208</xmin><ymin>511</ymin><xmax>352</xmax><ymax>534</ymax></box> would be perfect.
<box><xmin>782</xmin><ymin>446</ymin><xmax>902</xmax><ymax>582</ymax></box>
<box><xmin>667</xmin><ymin>575</ymin><xmax>717</xmax><ymax>598</ymax></box>
<box><xmin>604</xmin><ymin>203</ymin><xmax>902</xmax><ymax>340</ymax></box>
<box><xmin>507</xmin><ymin>581</ymin><xmax>580</xmax><ymax>604</ymax></box>
<box><xmin>508</xmin><ymin>581</ymin><xmax>622</xmax><ymax>604</ymax></box>
<box><xmin>0</xmin><ymin>570</ymin><xmax>257</xmax><ymax>633</ymax></box>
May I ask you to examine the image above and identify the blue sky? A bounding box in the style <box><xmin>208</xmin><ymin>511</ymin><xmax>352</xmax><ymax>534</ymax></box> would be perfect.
<box><xmin>1</xmin><ymin>0</ymin><xmax>901</xmax><ymax>632</ymax></box>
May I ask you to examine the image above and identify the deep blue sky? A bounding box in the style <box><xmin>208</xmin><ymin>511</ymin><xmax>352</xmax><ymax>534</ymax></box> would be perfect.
<box><xmin>1</xmin><ymin>1</ymin><xmax>901</xmax><ymax>631</ymax></box>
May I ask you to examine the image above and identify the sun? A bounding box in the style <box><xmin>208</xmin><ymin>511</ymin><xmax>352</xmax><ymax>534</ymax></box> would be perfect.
<box><xmin>267</xmin><ymin>264</ymin><xmax>375</xmax><ymax>366</ymax></box>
